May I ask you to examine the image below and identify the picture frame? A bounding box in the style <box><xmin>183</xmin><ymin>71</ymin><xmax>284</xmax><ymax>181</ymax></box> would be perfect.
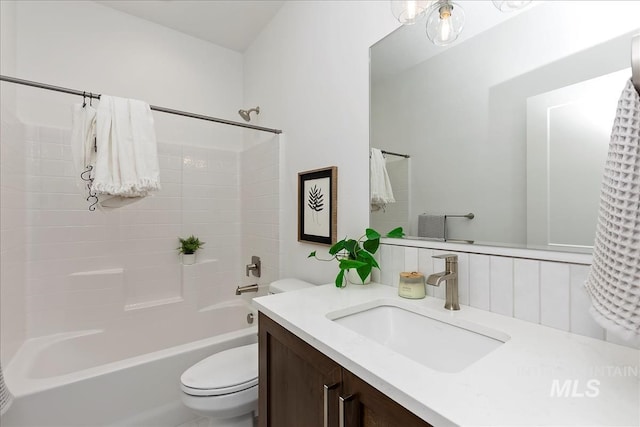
<box><xmin>298</xmin><ymin>166</ymin><xmax>337</xmax><ymax>245</ymax></box>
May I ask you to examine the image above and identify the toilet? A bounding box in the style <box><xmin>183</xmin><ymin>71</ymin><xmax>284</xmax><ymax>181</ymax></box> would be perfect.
<box><xmin>180</xmin><ymin>279</ymin><xmax>314</xmax><ymax>427</ymax></box>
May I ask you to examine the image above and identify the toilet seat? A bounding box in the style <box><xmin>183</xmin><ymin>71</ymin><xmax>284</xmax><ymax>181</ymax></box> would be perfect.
<box><xmin>181</xmin><ymin>343</ymin><xmax>258</xmax><ymax>397</ymax></box>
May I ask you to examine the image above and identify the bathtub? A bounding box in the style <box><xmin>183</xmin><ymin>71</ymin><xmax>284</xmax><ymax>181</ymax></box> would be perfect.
<box><xmin>2</xmin><ymin>300</ymin><xmax>258</xmax><ymax>427</ymax></box>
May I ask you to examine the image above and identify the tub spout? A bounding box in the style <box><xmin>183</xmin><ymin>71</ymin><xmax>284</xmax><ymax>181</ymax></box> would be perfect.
<box><xmin>236</xmin><ymin>283</ymin><xmax>259</xmax><ymax>295</ymax></box>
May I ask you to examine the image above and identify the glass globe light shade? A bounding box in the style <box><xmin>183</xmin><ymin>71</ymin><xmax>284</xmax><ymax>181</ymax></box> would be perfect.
<box><xmin>425</xmin><ymin>1</ymin><xmax>465</xmax><ymax>46</ymax></box>
<box><xmin>492</xmin><ymin>1</ymin><xmax>532</xmax><ymax>12</ymax></box>
<box><xmin>390</xmin><ymin>0</ymin><xmax>433</xmax><ymax>25</ymax></box>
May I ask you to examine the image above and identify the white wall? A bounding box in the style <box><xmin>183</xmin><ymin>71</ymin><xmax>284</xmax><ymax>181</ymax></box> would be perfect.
<box><xmin>243</xmin><ymin>1</ymin><xmax>399</xmax><ymax>284</ymax></box>
<box><xmin>0</xmin><ymin>0</ymin><xmax>26</xmax><ymax>366</ymax></box>
<box><xmin>14</xmin><ymin>0</ymin><xmax>244</xmax><ymax>150</ymax></box>
<box><xmin>1</xmin><ymin>0</ymin><xmax>17</xmax><ymax>114</ymax></box>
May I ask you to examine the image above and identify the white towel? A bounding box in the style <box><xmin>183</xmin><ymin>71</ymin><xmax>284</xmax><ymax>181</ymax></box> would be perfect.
<box><xmin>418</xmin><ymin>214</ymin><xmax>446</xmax><ymax>240</ymax></box>
<box><xmin>370</xmin><ymin>148</ymin><xmax>395</xmax><ymax>210</ymax></box>
<box><xmin>585</xmin><ymin>79</ymin><xmax>640</xmax><ymax>345</ymax></box>
<box><xmin>93</xmin><ymin>95</ymin><xmax>160</xmax><ymax>198</ymax></box>
<box><xmin>70</xmin><ymin>103</ymin><xmax>97</xmax><ymax>198</ymax></box>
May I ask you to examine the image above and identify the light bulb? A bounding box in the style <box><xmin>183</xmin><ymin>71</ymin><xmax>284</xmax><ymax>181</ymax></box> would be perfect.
<box><xmin>390</xmin><ymin>0</ymin><xmax>433</xmax><ymax>25</ymax></box>
<box><xmin>439</xmin><ymin>10</ymin><xmax>452</xmax><ymax>41</ymax></box>
<box><xmin>425</xmin><ymin>1</ymin><xmax>464</xmax><ymax>46</ymax></box>
<box><xmin>492</xmin><ymin>1</ymin><xmax>532</xmax><ymax>12</ymax></box>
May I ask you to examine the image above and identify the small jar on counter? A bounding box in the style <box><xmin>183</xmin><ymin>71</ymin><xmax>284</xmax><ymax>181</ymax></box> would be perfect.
<box><xmin>398</xmin><ymin>272</ymin><xmax>426</xmax><ymax>299</ymax></box>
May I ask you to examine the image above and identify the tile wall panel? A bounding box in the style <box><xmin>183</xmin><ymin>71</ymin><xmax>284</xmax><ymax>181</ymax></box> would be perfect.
<box><xmin>513</xmin><ymin>259</ymin><xmax>540</xmax><ymax>324</ymax></box>
<box><xmin>22</xmin><ymin>124</ymin><xmax>243</xmax><ymax>337</ymax></box>
<box><xmin>469</xmin><ymin>254</ymin><xmax>491</xmax><ymax>311</ymax></box>
<box><xmin>489</xmin><ymin>256</ymin><xmax>513</xmax><ymax>316</ymax></box>
<box><xmin>540</xmin><ymin>262</ymin><xmax>571</xmax><ymax>331</ymax></box>
<box><xmin>0</xmin><ymin>116</ymin><xmax>27</xmax><ymax>363</ymax></box>
<box><xmin>240</xmin><ymin>138</ymin><xmax>280</xmax><ymax>297</ymax></box>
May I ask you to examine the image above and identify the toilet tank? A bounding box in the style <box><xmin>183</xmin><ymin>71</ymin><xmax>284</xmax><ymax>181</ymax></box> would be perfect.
<box><xmin>269</xmin><ymin>278</ymin><xmax>314</xmax><ymax>294</ymax></box>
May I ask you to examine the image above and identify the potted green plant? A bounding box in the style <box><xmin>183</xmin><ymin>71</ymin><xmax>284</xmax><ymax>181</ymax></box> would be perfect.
<box><xmin>308</xmin><ymin>227</ymin><xmax>404</xmax><ymax>287</ymax></box>
<box><xmin>177</xmin><ymin>235</ymin><xmax>205</xmax><ymax>265</ymax></box>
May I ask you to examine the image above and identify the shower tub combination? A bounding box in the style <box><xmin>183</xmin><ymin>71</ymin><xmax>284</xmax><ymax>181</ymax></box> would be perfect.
<box><xmin>2</xmin><ymin>300</ymin><xmax>257</xmax><ymax>427</ymax></box>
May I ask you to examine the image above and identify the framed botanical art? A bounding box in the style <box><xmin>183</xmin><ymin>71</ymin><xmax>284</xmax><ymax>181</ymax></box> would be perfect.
<box><xmin>298</xmin><ymin>166</ymin><xmax>337</xmax><ymax>245</ymax></box>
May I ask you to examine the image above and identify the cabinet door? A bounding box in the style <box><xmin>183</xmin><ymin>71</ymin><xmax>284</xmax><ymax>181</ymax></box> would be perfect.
<box><xmin>259</xmin><ymin>313</ymin><xmax>342</xmax><ymax>427</ymax></box>
<box><xmin>341</xmin><ymin>369</ymin><xmax>432</xmax><ymax>427</ymax></box>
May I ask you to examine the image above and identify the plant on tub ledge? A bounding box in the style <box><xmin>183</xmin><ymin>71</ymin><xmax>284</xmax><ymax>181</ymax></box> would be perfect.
<box><xmin>308</xmin><ymin>227</ymin><xmax>404</xmax><ymax>287</ymax></box>
<box><xmin>178</xmin><ymin>235</ymin><xmax>205</xmax><ymax>265</ymax></box>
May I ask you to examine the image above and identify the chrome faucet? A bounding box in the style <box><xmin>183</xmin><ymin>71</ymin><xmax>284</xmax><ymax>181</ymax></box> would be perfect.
<box><xmin>246</xmin><ymin>255</ymin><xmax>261</xmax><ymax>277</ymax></box>
<box><xmin>236</xmin><ymin>283</ymin><xmax>259</xmax><ymax>295</ymax></box>
<box><xmin>426</xmin><ymin>254</ymin><xmax>460</xmax><ymax>311</ymax></box>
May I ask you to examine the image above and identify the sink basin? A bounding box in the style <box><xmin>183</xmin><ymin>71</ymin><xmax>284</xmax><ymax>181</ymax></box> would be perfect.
<box><xmin>329</xmin><ymin>302</ymin><xmax>509</xmax><ymax>373</ymax></box>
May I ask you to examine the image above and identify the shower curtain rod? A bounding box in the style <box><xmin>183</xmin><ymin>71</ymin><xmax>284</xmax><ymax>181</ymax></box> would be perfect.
<box><xmin>0</xmin><ymin>75</ymin><xmax>283</xmax><ymax>135</ymax></box>
<box><xmin>381</xmin><ymin>149</ymin><xmax>410</xmax><ymax>158</ymax></box>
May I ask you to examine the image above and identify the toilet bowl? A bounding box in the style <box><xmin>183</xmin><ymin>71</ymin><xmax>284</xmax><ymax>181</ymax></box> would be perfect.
<box><xmin>180</xmin><ymin>279</ymin><xmax>314</xmax><ymax>427</ymax></box>
<box><xmin>181</xmin><ymin>343</ymin><xmax>258</xmax><ymax>427</ymax></box>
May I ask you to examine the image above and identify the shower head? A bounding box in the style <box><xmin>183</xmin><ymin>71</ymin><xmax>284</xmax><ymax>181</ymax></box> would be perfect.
<box><xmin>238</xmin><ymin>106</ymin><xmax>260</xmax><ymax>122</ymax></box>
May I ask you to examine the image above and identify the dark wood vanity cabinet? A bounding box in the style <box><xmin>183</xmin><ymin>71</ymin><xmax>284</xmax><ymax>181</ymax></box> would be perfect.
<box><xmin>258</xmin><ymin>313</ymin><xmax>432</xmax><ymax>427</ymax></box>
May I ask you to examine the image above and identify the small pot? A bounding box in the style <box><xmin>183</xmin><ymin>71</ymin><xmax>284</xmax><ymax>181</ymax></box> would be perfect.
<box><xmin>346</xmin><ymin>269</ymin><xmax>371</xmax><ymax>285</ymax></box>
<box><xmin>182</xmin><ymin>253</ymin><xmax>196</xmax><ymax>265</ymax></box>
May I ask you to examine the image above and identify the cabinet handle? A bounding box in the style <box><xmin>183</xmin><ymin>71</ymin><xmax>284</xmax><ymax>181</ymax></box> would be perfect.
<box><xmin>339</xmin><ymin>394</ymin><xmax>355</xmax><ymax>427</ymax></box>
<box><xmin>324</xmin><ymin>383</ymin><xmax>339</xmax><ymax>427</ymax></box>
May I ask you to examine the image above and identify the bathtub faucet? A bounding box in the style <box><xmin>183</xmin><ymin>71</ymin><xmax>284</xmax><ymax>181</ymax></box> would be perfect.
<box><xmin>236</xmin><ymin>283</ymin><xmax>259</xmax><ymax>295</ymax></box>
<box><xmin>246</xmin><ymin>255</ymin><xmax>261</xmax><ymax>277</ymax></box>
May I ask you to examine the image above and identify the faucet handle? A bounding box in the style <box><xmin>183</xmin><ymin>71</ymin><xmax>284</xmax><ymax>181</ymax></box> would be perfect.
<box><xmin>432</xmin><ymin>253</ymin><xmax>458</xmax><ymax>262</ymax></box>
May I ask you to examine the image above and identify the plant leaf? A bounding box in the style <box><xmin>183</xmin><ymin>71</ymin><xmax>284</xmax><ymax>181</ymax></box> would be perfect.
<box><xmin>344</xmin><ymin>239</ymin><xmax>359</xmax><ymax>259</ymax></box>
<box><xmin>329</xmin><ymin>240</ymin><xmax>346</xmax><ymax>256</ymax></box>
<box><xmin>308</xmin><ymin>251</ymin><xmax>316</xmax><ymax>258</ymax></box>
<box><xmin>363</xmin><ymin>238</ymin><xmax>380</xmax><ymax>255</ymax></box>
<box><xmin>356</xmin><ymin>264</ymin><xmax>372</xmax><ymax>282</ymax></box>
<box><xmin>339</xmin><ymin>259</ymin><xmax>367</xmax><ymax>270</ymax></box>
<box><xmin>386</xmin><ymin>227</ymin><xmax>405</xmax><ymax>238</ymax></box>
<box><xmin>365</xmin><ymin>228</ymin><xmax>381</xmax><ymax>240</ymax></box>
<box><xmin>357</xmin><ymin>250</ymin><xmax>379</xmax><ymax>269</ymax></box>
<box><xmin>344</xmin><ymin>239</ymin><xmax>358</xmax><ymax>253</ymax></box>
<box><xmin>335</xmin><ymin>269</ymin><xmax>346</xmax><ymax>288</ymax></box>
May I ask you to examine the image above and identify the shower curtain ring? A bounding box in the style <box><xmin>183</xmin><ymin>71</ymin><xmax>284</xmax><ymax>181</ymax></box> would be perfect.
<box><xmin>82</xmin><ymin>91</ymin><xmax>87</xmax><ymax>108</ymax></box>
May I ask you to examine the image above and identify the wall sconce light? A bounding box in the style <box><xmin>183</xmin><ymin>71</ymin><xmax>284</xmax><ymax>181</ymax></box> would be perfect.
<box><xmin>391</xmin><ymin>0</ymin><xmax>531</xmax><ymax>46</ymax></box>
<box><xmin>425</xmin><ymin>1</ymin><xmax>464</xmax><ymax>46</ymax></box>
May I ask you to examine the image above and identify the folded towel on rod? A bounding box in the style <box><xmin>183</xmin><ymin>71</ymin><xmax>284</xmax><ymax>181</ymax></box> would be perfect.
<box><xmin>418</xmin><ymin>214</ymin><xmax>446</xmax><ymax>240</ymax></box>
<box><xmin>370</xmin><ymin>147</ymin><xmax>395</xmax><ymax>210</ymax></box>
<box><xmin>93</xmin><ymin>95</ymin><xmax>161</xmax><ymax>198</ymax></box>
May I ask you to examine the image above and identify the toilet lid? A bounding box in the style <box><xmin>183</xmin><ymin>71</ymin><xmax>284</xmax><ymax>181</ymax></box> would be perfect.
<box><xmin>181</xmin><ymin>343</ymin><xmax>258</xmax><ymax>396</ymax></box>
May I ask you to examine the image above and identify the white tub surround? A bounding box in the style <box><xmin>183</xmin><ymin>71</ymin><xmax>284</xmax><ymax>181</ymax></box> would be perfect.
<box><xmin>254</xmin><ymin>284</ymin><xmax>640</xmax><ymax>427</ymax></box>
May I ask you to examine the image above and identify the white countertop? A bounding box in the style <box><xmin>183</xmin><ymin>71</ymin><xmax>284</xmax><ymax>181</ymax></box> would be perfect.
<box><xmin>253</xmin><ymin>283</ymin><xmax>640</xmax><ymax>427</ymax></box>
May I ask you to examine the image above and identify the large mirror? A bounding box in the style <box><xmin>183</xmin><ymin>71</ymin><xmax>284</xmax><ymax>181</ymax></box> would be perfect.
<box><xmin>370</xmin><ymin>0</ymin><xmax>640</xmax><ymax>253</ymax></box>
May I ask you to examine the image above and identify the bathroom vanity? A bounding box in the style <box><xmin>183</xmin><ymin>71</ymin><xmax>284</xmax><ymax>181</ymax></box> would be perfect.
<box><xmin>254</xmin><ymin>283</ymin><xmax>640</xmax><ymax>426</ymax></box>
<box><xmin>258</xmin><ymin>313</ymin><xmax>429</xmax><ymax>427</ymax></box>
